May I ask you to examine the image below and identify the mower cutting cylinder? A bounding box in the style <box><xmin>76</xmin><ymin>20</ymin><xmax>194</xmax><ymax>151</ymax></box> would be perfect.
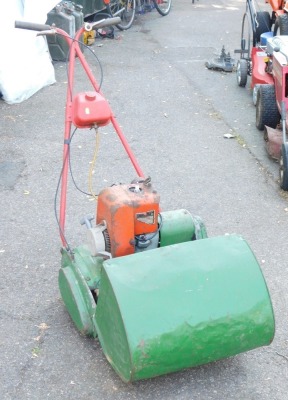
<box><xmin>95</xmin><ymin>235</ymin><xmax>274</xmax><ymax>382</ymax></box>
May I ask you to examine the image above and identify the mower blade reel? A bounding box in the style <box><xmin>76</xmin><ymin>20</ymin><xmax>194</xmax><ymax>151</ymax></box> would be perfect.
<box><xmin>95</xmin><ymin>235</ymin><xmax>275</xmax><ymax>382</ymax></box>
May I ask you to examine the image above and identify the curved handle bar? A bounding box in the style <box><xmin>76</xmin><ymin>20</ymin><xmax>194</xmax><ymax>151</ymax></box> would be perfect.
<box><xmin>15</xmin><ymin>21</ymin><xmax>52</xmax><ymax>31</ymax></box>
<box><xmin>15</xmin><ymin>17</ymin><xmax>121</xmax><ymax>32</ymax></box>
<box><xmin>84</xmin><ymin>17</ymin><xmax>121</xmax><ymax>31</ymax></box>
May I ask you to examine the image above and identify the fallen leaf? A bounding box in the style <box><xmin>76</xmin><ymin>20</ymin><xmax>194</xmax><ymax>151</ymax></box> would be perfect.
<box><xmin>4</xmin><ymin>115</ymin><xmax>16</xmax><ymax>122</ymax></box>
<box><xmin>37</xmin><ymin>323</ymin><xmax>49</xmax><ymax>330</ymax></box>
<box><xmin>223</xmin><ymin>133</ymin><xmax>235</xmax><ymax>139</ymax></box>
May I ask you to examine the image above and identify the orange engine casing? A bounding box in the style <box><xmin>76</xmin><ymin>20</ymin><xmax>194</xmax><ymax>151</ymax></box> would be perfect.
<box><xmin>96</xmin><ymin>183</ymin><xmax>160</xmax><ymax>257</ymax></box>
<box><xmin>267</xmin><ymin>0</ymin><xmax>285</xmax><ymax>14</ymax></box>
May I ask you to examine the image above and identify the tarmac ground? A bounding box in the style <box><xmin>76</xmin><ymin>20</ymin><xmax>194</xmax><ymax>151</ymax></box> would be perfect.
<box><xmin>1</xmin><ymin>1</ymin><xmax>288</xmax><ymax>399</ymax></box>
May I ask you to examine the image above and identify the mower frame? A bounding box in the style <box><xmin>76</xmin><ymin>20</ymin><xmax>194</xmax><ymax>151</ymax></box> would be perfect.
<box><xmin>15</xmin><ymin>17</ymin><xmax>275</xmax><ymax>383</ymax></box>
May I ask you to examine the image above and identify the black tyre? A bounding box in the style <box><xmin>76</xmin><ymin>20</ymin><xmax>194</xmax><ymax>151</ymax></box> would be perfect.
<box><xmin>240</xmin><ymin>12</ymin><xmax>253</xmax><ymax>60</ymax></box>
<box><xmin>280</xmin><ymin>143</ymin><xmax>288</xmax><ymax>190</ymax></box>
<box><xmin>252</xmin><ymin>84</ymin><xmax>260</xmax><ymax>106</ymax></box>
<box><xmin>256</xmin><ymin>84</ymin><xmax>280</xmax><ymax>131</ymax></box>
<box><xmin>274</xmin><ymin>13</ymin><xmax>288</xmax><ymax>35</ymax></box>
<box><xmin>255</xmin><ymin>11</ymin><xmax>271</xmax><ymax>43</ymax></box>
<box><xmin>108</xmin><ymin>0</ymin><xmax>136</xmax><ymax>30</ymax></box>
<box><xmin>236</xmin><ymin>59</ymin><xmax>248</xmax><ymax>87</ymax></box>
<box><xmin>152</xmin><ymin>0</ymin><xmax>172</xmax><ymax>16</ymax></box>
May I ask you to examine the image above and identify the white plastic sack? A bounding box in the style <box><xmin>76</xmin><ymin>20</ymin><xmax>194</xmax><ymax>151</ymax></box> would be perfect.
<box><xmin>0</xmin><ymin>0</ymin><xmax>58</xmax><ymax>104</ymax></box>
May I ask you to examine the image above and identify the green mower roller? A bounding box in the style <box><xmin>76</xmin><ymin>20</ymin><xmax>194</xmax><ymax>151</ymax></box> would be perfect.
<box><xmin>15</xmin><ymin>18</ymin><xmax>275</xmax><ymax>382</ymax></box>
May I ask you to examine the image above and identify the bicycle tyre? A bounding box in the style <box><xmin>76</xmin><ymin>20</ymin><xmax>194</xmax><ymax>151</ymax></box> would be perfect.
<box><xmin>152</xmin><ymin>0</ymin><xmax>172</xmax><ymax>16</ymax></box>
<box><xmin>240</xmin><ymin>12</ymin><xmax>252</xmax><ymax>60</ymax></box>
<box><xmin>108</xmin><ymin>0</ymin><xmax>136</xmax><ymax>30</ymax></box>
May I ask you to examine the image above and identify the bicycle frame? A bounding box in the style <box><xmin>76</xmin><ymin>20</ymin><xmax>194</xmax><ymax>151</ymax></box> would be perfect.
<box><xmin>104</xmin><ymin>0</ymin><xmax>136</xmax><ymax>30</ymax></box>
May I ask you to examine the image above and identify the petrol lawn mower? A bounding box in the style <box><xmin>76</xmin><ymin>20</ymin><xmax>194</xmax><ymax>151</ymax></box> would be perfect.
<box><xmin>254</xmin><ymin>36</ymin><xmax>288</xmax><ymax>190</ymax></box>
<box><xmin>239</xmin><ymin>0</ymin><xmax>288</xmax><ymax>42</ymax></box>
<box><xmin>16</xmin><ymin>18</ymin><xmax>275</xmax><ymax>382</ymax></box>
<box><xmin>235</xmin><ymin>2</ymin><xmax>288</xmax><ymax>190</ymax></box>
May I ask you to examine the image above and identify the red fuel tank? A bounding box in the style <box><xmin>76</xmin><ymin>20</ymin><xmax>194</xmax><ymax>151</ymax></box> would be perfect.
<box><xmin>72</xmin><ymin>91</ymin><xmax>111</xmax><ymax>128</ymax></box>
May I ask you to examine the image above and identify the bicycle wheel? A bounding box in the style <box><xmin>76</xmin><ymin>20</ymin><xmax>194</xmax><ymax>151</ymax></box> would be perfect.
<box><xmin>152</xmin><ymin>0</ymin><xmax>172</xmax><ymax>16</ymax></box>
<box><xmin>108</xmin><ymin>0</ymin><xmax>136</xmax><ymax>30</ymax></box>
<box><xmin>240</xmin><ymin>12</ymin><xmax>253</xmax><ymax>60</ymax></box>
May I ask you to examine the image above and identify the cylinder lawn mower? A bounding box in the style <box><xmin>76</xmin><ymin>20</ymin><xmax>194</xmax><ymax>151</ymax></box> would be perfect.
<box><xmin>16</xmin><ymin>19</ymin><xmax>275</xmax><ymax>382</ymax></box>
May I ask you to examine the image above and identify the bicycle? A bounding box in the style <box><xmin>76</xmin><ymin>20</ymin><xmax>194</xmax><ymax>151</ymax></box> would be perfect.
<box><xmin>106</xmin><ymin>0</ymin><xmax>136</xmax><ymax>30</ymax></box>
<box><xmin>92</xmin><ymin>0</ymin><xmax>172</xmax><ymax>31</ymax></box>
<box><xmin>136</xmin><ymin>0</ymin><xmax>172</xmax><ymax>17</ymax></box>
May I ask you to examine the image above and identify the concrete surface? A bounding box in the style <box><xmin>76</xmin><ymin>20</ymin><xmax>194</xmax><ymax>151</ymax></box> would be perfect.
<box><xmin>1</xmin><ymin>0</ymin><xmax>288</xmax><ymax>399</ymax></box>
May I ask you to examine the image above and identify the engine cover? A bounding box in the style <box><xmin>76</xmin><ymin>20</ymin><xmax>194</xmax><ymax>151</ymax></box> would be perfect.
<box><xmin>96</xmin><ymin>183</ymin><xmax>160</xmax><ymax>257</ymax></box>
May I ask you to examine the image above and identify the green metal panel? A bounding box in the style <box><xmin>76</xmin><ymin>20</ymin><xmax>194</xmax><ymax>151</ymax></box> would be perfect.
<box><xmin>95</xmin><ymin>235</ymin><xmax>275</xmax><ymax>382</ymax></box>
<box><xmin>72</xmin><ymin>246</ymin><xmax>103</xmax><ymax>290</ymax></box>
<box><xmin>59</xmin><ymin>266</ymin><xmax>95</xmax><ymax>335</ymax></box>
<box><xmin>160</xmin><ymin>209</ymin><xmax>207</xmax><ymax>247</ymax></box>
<box><xmin>59</xmin><ymin>247</ymin><xmax>103</xmax><ymax>337</ymax></box>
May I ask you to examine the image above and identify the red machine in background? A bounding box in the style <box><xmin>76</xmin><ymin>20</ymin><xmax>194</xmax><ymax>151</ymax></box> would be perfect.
<box><xmin>266</xmin><ymin>1</ymin><xmax>288</xmax><ymax>34</ymax></box>
<box><xmin>236</xmin><ymin>1</ymin><xmax>288</xmax><ymax>190</ymax></box>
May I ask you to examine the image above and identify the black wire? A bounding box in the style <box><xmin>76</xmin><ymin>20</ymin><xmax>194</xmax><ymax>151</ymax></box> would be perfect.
<box><xmin>62</xmin><ymin>33</ymin><xmax>103</xmax><ymax>196</ymax></box>
<box><xmin>53</xmin><ymin>29</ymin><xmax>111</xmax><ymax>249</ymax></box>
<box><xmin>67</xmin><ymin>37</ymin><xmax>104</xmax><ymax>100</ymax></box>
<box><xmin>54</xmin><ymin>32</ymin><xmax>104</xmax><ymax>102</ymax></box>
<box><xmin>68</xmin><ymin>129</ymin><xmax>94</xmax><ymax>197</ymax></box>
<box><xmin>54</xmin><ymin>31</ymin><xmax>105</xmax><ymax>238</ymax></box>
<box><xmin>54</xmin><ymin>129</ymin><xmax>77</xmax><ymax>253</ymax></box>
<box><xmin>83</xmin><ymin>43</ymin><xmax>104</xmax><ymax>91</ymax></box>
<box><xmin>55</xmin><ymin>125</ymin><xmax>103</xmax><ymax>252</ymax></box>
